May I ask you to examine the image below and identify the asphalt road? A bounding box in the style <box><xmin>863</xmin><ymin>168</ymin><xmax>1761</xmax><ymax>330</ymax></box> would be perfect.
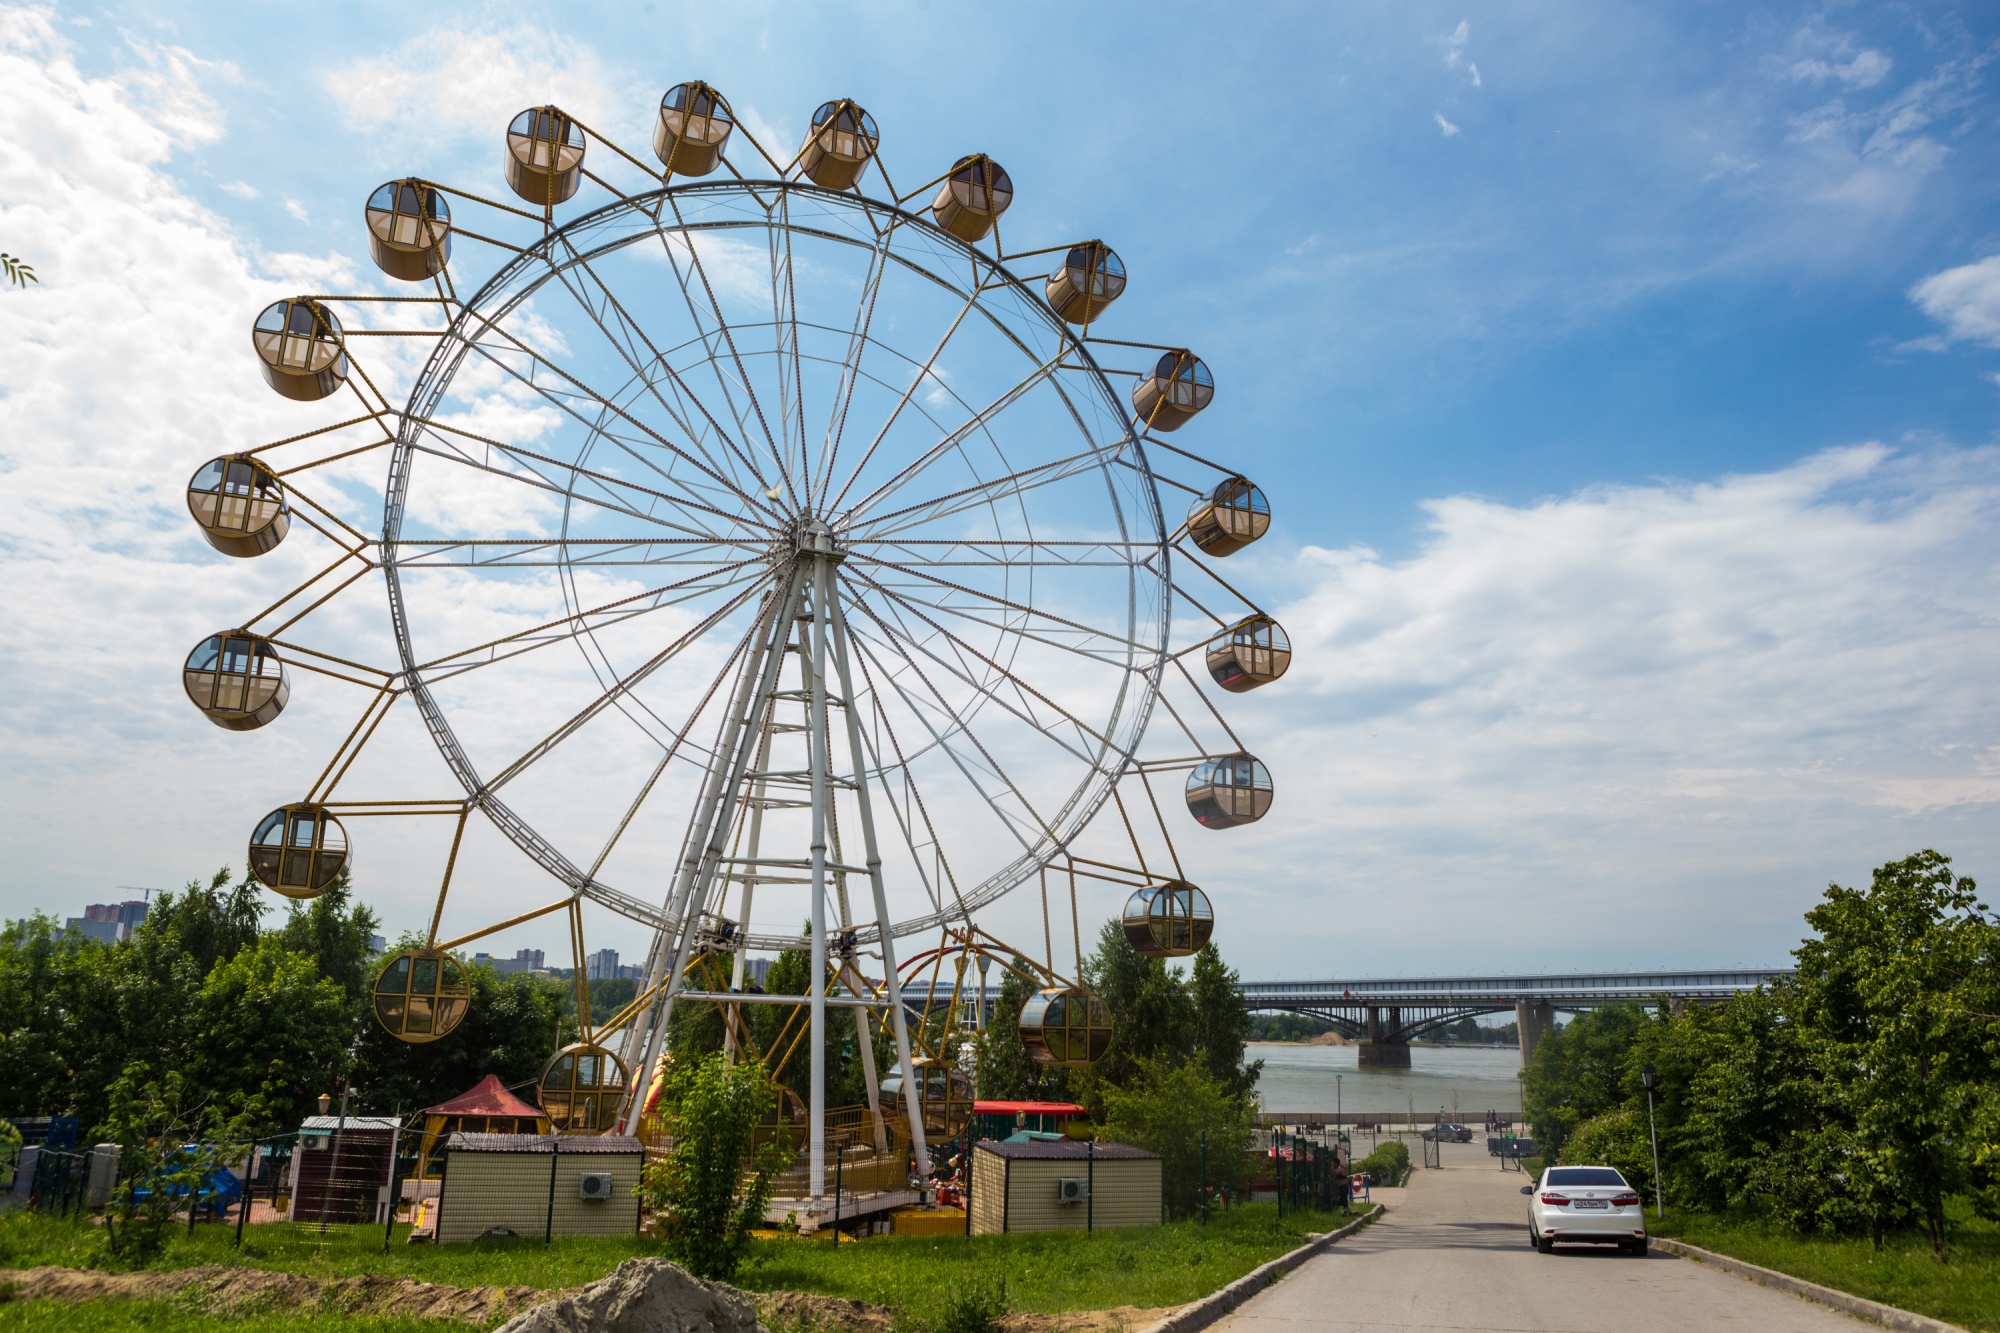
<box><xmin>1210</xmin><ymin>1139</ymin><xmax>1863</xmax><ymax>1333</ymax></box>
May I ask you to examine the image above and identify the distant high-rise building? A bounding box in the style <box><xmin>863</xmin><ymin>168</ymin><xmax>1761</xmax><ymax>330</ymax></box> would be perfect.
<box><xmin>587</xmin><ymin>948</ymin><xmax>620</xmax><ymax>981</ymax></box>
<box><xmin>473</xmin><ymin>948</ymin><xmax>546</xmax><ymax>975</ymax></box>
<box><xmin>67</xmin><ymin>899</ymin><xmax>148</xmax><ymax>942</ymax></box>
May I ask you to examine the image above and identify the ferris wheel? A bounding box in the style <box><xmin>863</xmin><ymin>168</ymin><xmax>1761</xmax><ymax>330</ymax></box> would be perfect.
<box><xmin>181</xmin><ymin>86</ymin><xmax>1289</xmax><ymax>1209</ymax></box>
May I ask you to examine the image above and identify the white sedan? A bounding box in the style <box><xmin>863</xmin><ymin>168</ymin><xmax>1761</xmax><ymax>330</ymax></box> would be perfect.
<box><xmin>1522</xmin><ymin>1166</ymin><xmax>1647</xmax><ymax>1255</ymax></box>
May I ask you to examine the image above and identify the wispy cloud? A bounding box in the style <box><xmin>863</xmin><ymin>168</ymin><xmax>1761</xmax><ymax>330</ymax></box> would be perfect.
<box><xmin>1434</xmin><ymin>112</ymin><xmax>1460</xmax><ymax>138</ymax></box>
<box><xmin>1909</xmin><ymin>255</ymin><xmax>2000</xmax><ymax>348</ymax></box>
<box><xmin>219</xmin><ymin>179</ymin><xmax>258</xmax><ymax>199</ymax></box>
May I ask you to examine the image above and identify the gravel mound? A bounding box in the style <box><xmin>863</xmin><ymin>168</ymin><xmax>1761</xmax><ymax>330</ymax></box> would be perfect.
<box><xmin>494</xmin><ymin>1258</ymin><xmax>765</xmax><ymax>1333</ymax></box>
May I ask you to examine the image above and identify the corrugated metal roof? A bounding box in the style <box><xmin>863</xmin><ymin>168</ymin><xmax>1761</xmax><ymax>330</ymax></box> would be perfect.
<box><xmin>973</xmin><ymin>1140</ymin><xmax>1157</xmax><ymax>1160</ymax></box>
<box><xmin>445</xmin><ymin>1132</ymin><xmax>644</xmax><ymax>1154</ymax></box>
<box><xmin>297</xmin><ymin>1116</ymin><xmax>403</xmax><ymax>1132</ymax></box>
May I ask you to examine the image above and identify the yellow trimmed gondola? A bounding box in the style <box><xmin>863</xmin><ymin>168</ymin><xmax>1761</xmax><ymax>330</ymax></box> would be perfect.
<box><xmin>364</xmin><ymin>179</ymin><xmax>451</xmax><ymax>281</ymax></box>
<box><xmin>655</xmin><ymin>82</ymin><xmax>734</xmax><ymax>177</ymax></box>
<box><xmin>538</xmin><ymin>1042</ymin><xmax>631</xmax><ymax>1134</ymax></box>
<box><xmin>1018</xmin><ymin>987</ymin><xmax>1114</xmax><ymax>1068</ymax></box>
<box><xmin>183</xmin><ymin>632</ymin><xmax>288</xmax><ymax>730</ymax></box>
<box><xmin>1186</xmin><ymin>477</ymin><xmax>1270</xmax><ymax>557</ymax></box>
<box><xmin>880</xmin><ymin>1055</ymin><xmax>974</xmax><ymax>1137</ymax></box>
<box><xmin>248</xmin><ymin>804</ymin><xmax>348</xmax><ymax>899</ymax></box>
<box><xmin>1045</xmin><ymin>241</ymin><xmax>1125</xmax><ymax>325</ymax></box>
<box><xmin>1131</xmin><ymin>350</ymin><xmax>1212</xmax><ymax>432</ymax></box>
<box><xmin>1121</xmin><ymin>881</ymin><xmax>1214</xmax><ymax>958</ymax></box>
<box><xmin>798</xmin><ymin>100</ymin><xmax>879</xmax><ymax>190</ymax></box>
<box><xmin>930</xmin><ymin>154</ymin><xmax>1012</xmax><ymax>242</ymax></box>
<box><xmin>505</xmin><ymin>106</ymin><xmax>586</xmax><ymax>205</ymax></box>
<box><xmin>1205</xmin><ymin>615</ymin><xmax>1290</xmax><ymax>692</ymax></box>
<box><xmin>187</xmin><ymin>455</ymin><xmax>290</xmax><ymax>558</ymax></box>
<box><xmin>1185</xmin><ymin>752</ymin><xmax>1273</xmax><ymax>829</ymax></box>
<box><xmin>251</xmin><ymin>298</ymin><xmax>347</xmax><ymax>402</ymax></box>
<box><xmin>373</xmin><ymin>949</ymin><xmax>472</xmax><ymax>1044</ymax></box>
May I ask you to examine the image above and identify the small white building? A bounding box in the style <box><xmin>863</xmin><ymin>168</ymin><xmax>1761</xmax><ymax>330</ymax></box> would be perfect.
<box><xmin>433</xmin><ymin>1133</ymin><xmax>644</xmax><ymax>1243</ymax></box>
<box><xmin>968</xmin><ymin>1140</ymin><xmax>1161</xmax><ymax>1234</ymax></box>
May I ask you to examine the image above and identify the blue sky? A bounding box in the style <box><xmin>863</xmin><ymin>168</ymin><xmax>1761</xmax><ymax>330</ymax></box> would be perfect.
<box><xmin>3</xmin><ymin>1</ymin><xmax>1999</xmax><ymax>976</ymax></box>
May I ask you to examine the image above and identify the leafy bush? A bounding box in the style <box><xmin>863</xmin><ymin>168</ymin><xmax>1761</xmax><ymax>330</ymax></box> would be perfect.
<box><xmin>903</xmin><ymin>1275</ymin><xmax>1008</xmax><ymax>1333</ymax></box>
<box><xmin>1355</xmin><ymin>1140</ymin><xmax>1409</xmax><ymax>1187</ymax></box>
<box><xmin>1097</xmin><ymin>1058</ymin><xmax>1258</xmax><ymax>1217</ymax></box>
<box><xmin>639</xmin><ymin>1052</ymin><xmax>788</xmax><ymax>1282</ymax></box>
<box><xmin>1557</xmin><ymin>1107</ymin><xmax>1654</xmax><ymax>1196</ymax></box>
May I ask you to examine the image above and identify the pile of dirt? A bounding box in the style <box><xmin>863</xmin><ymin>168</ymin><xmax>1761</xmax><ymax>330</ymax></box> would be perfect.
<box><xmin>1006</xmin><ymin>1306</ymin><xmax>1176</xmax><ymax>1333</ymax></box>
<box><xmin>758</xmin><ymin>1290</ymin><xmax>894</xmax><ymax>1333</ymax></box>
<box><xmin>492</xmin><ymin>1258</ymin><xmax>763</xmax><ymax>1333</ymax></box>
<box><xmin>5</xmin><ymin>1264</ymin><xmax>550</xmax><ymax>1322</ymax></box>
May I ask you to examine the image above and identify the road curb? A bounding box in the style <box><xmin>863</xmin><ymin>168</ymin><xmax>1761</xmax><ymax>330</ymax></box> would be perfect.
<box><xmin>1650</xmin><ymin>1238</ymin><xmax>1970</xmax><ymax>1333</ymax></box>
<box><xmin>1134</xmin><ymin>1205</ymin><xmax>1384</xmax><ymax>1333</ymax></box>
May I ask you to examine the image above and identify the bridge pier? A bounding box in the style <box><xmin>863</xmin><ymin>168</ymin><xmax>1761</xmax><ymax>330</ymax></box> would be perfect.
<box><xmin>1357</xmin><ymin>1005</ymin><xmax>1411</xmax><ymax>1067</ymax></box>
<box><xmin>1516</xmin><ymin>1000</ymin><xmax>1555</xmax><ymax>1066</ymax></box>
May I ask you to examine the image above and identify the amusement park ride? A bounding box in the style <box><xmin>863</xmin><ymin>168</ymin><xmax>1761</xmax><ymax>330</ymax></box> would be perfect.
<box><xmin>182</xmin><ymin>86</ymin><xmax>1287</xmax><ymax>1214</ymax></box>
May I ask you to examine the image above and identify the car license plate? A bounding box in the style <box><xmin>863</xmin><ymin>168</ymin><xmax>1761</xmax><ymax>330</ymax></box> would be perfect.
<box><xmin>1575</xmin><ymin>1200</ymin><xmax>1608</xmax><ymax>1209</ymax></box>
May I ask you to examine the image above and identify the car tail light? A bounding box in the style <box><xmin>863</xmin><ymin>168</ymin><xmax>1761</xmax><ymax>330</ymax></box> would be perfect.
<box><xmin>1539</xmin><ymin>1193</ymin><xmax>1570</xmax><ymax>1206</ymax></box>
<box><xmin>1612</xmin><ymin>1193</ymin><xmax>1640</xmax><ymax>1207</ymax></box>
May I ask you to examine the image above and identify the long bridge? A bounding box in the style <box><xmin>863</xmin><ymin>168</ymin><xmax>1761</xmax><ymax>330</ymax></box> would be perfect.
<box><xmin>1237</xmin><ymin>969</ymin><xmax>1794</xmax><ymax>1066</ymax></box>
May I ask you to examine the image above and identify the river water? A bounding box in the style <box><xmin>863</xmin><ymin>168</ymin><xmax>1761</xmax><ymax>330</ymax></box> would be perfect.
<box><xmin>1247</xmin><ymin>1042</ymin><xmax>1526</xmax><ymax>1120</ymax></box>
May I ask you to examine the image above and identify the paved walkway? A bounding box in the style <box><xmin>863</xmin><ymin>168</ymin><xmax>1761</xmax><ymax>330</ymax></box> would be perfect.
<box><xmin>1212</xmin><ymin>1139</ymin><xmax>1862</xmax><ymax>1333</ymax></box>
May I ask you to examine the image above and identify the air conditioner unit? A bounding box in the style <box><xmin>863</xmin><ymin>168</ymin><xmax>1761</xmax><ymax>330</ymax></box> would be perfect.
<box><xmin>578</xmin><ymin>1172</ymin><xmax>616</xmax><ymax>1201</ymax></box>
<box><xmin>1057</xmin><ymin>1177</ymin><xmax>1090</xmax><ymax>1205</ymax></box>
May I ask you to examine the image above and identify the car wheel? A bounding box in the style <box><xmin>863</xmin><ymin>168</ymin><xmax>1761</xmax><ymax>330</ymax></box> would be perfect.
<box><xmin>1537</xmin><ymin>1234</ymin><xmax>1555</xmax><ymax>1255</ymax></box>
<box><xmin>1631</xmin><ymin>1240</ymin><xmax>1649</xmax><ymax>1258</ymax></box>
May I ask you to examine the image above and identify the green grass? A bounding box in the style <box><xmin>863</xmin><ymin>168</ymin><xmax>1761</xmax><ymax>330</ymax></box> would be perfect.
<box><xmin>0</xmin><ymin>1297</ymin><xmax>483</xmax><ymax>1333</ymax></box>
<box><xmin>1649</xmin><ymin>1200</ymin><xmax>2000</xmax><ymax>1333</ymax></box>
<box><xmin>735</xmin><ymin>1204</ymin><xmax>1356</xmax><ymax>1315</ymax></box>
<box><xmin>0</xmin><ymin>1203</ymin><xmax>1357</xmax><ymax>1320</ymax></box>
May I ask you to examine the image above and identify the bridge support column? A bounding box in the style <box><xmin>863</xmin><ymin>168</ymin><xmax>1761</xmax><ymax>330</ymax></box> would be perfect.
<box><xmin>1516</xmin><ymin>1000</ymin><xmax>1555</xmax><ymax>1066</ymax></box>
<box><xmin>1357</xmin><ymin>1004</ymin><xmax>1411</xmax><ymax>1068</ymax></box>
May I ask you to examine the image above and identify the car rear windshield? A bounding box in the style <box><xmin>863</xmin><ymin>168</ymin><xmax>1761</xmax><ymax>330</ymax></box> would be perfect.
<box><xmin>1546</xmin><ymin>1168</ymin><xmax>1627</xmax><ymax>1186</ymax></box>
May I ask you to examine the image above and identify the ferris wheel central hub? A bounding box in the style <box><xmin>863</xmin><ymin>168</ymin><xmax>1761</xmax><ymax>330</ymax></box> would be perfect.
<box><xmin>790</xmin><ymin>514</ymin><xmax>846</xmax><ymax>563</ymax></box>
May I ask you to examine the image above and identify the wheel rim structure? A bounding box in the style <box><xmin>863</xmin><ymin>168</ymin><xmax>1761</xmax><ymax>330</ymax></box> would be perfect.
<box><xmin>384</xmin><ymin>180</ymin><xmax>1167</xmax><ymax>950</ymax></box>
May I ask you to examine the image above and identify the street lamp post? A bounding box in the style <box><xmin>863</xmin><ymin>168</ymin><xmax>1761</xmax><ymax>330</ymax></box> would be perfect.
<box><xmin>1639</xmin><ymin>1064</ymin><xmax>1664</xmax><ymax>1220</ymax></box>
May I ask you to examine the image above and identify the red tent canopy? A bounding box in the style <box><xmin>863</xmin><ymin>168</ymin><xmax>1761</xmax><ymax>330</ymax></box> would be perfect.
<box><xmin>422</xmin><ymin>1074</ymin><xmax>544</xmax><ymax>1119</ymax></box>
<box><xmin>973</xmin><ymin>1100</ymin><xmax>1088</xmax><ymax>1117</ymax></box>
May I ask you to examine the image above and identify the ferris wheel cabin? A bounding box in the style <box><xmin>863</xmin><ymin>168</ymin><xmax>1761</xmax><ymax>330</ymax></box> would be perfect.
<box><xmin>1045</xmin><ymin>242</ymin><xmax>1126</xmax><ymax>325</ymax></box>
<box><xmin>187</xmin><ymin>455</ymin><xmax>290</xmax><ymax>558</ymax></box>
<box><xmin>373</xmin><ymin>949</ymin><xmax>472</xmax><ymax>1044</ymax></box>
<box><xmin>799</xmin><ymin>100</ymin><xmax>879</xmax><ymax>190</ymax></box>
<box><xmin>1121</xmin><ymin>881</ymin><xmax>1215</xmax><ymax>958</ymax></box>
<box><xmin>506</xmin><ymin>106</ymin><xmax>586</xmax><ymax>205</ymax></box>
<box><xmin>364</xmin><ymin>179</ymin><xmax>452</xmax><ymax>282</ymax></box>
<box><xmin>930</xmin><ymin>154</ymin><xmax>1013</xmax><ymax>242</ymax></box>
<box><xmin>539</xmin><ymin>1042</ymin><xmax>631</xmax><ymax>1134</ymax></box>
<box><xmin>1018</xmin><ymin>987</ymin><xmax>1114</xmax><ymax>1068</ymax></box>
<box><xmin>1187</xmin><ymin>476</ymin><xmax>1271</xmax><ymax>557</ymax></box>
<box><xmin>655</xmin><ymin>82</ymin><xmax>734</xmax><ymax>177</ymax></box>
<box><xmin>1206</xmin><ymin>614</ymin><xmax>1290</xmax><ymax>692</ymax></box>
<box><xmin>1185</xmin><ymin>752</ymin><xmax>1273</xmax><ymax>829</ymax></box>
<box><xmin>251</xmin><ymin>298</ymin><xmax>347</xmax><ymax>402</ymax></box>
<box><xmin>1131</xmin><ymin>350</ymin><xmax>1213</xmax><ymax>432</ymax></box>
<box><xmin>183</xmin><ymin>632</ymin><xmax>288</xmax><ymax>731</ymax></box>
<box><xmin>248</xmin><ymin>803</ymin><xmax>349</xmax><ymax>899</ymax></box>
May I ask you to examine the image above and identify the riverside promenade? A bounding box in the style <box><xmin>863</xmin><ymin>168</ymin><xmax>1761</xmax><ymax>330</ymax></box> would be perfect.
<box><xmin>1210</xmin><ymin>1140</ymin><xmax>1866</xmax><ymax>1333</ymax></box>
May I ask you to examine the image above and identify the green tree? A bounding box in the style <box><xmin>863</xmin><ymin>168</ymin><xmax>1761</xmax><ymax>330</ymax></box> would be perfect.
<box><xmin>186</xmin><ymin>935</ymin><xmax>353</xmax><ymax>1134</ymax></box>
<box><xmin>1791</xmin><ymin>851</ymin><xmax>1999</xmax><ymax>1256</ymax></box>
<box><xmin>100</xmin><ymin>1062</ymin><xmax>258</xmax><ymax>1263</ymax></box>
<box><xmin>1189</xmin><ymin>943</ymin><xmax>1259</xmax><ymax>1098</ymax></box>
<box><xmin>277</xmin><ymin>875</ymin><xmax>380</xmax><ymax>1004</ymax></box>
<box><xmin>1557</xmin><ymin>1107</ymin><xmax>1656</xmax><ymax>1197</ymax></box>
<box><xmin>640</xmin><ymin>1052</ymin><xmax>787</xmax><ymax>1280</ymax></box>
<box><xmin>1080</xmin><ymin>920</ymin><xmax>1194</xmax><ymax>1096</ymax></box>
<box><xmin>1097</xmin><ymin>1058</ymin><xmax>1257</xmax><ymax>1218</ymax></box>
<box><xmin>1520</xmin><ymin>1003</ymin><xmax>1648</xmax><ymax>1158</ymax></box>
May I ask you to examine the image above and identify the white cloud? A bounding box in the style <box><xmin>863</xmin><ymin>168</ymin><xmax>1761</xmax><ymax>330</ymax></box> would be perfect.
<box><xmin>1205</xmin><ymin>444</ymin><xmax>2000</xmax><ymax>970</ymax></box>
<box><xmin>1909</xmin><ymin>255</ymin><xmax>2000</xmax><ymax>348</ymax></box>
<box><xmin>1432</xmin><ymin>20</ymin><xmax>1469</xmax><ymax>68</ymax></box>
<box><xmin>324</xmin><ymin>26</ymin><xmax>639</xmax><ymax>149</ymax></box>
<box><xmin>283</xmin><ymin>198</ymin><xmax>308</xmax><ymax>221</ymax></box>
<box><xmin>1434</xmin><ymin>113</ymin><xmax>1460</xmax><ymax>138</ymax></box>
<box><xmin>219</xmin><ymin>179</ymin><xmax>258</xmax><ymax>199</ymax></box>
<box><xmin>1467</xmin><ymin>62</ymin><xmax>1481</xmax><ymax>89</ymax></box>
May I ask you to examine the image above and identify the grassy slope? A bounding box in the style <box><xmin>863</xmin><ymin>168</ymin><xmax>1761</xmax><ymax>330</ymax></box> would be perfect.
<box><xmin>0</xmin><ymin>1204</ymin><xmax>1355</xmax><ymax>1330</ymax></box>
<box><xmin>1648</xmin><ymin>1203</ymin><xmax>2000</xmax><ymax>1333</ymax></box>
